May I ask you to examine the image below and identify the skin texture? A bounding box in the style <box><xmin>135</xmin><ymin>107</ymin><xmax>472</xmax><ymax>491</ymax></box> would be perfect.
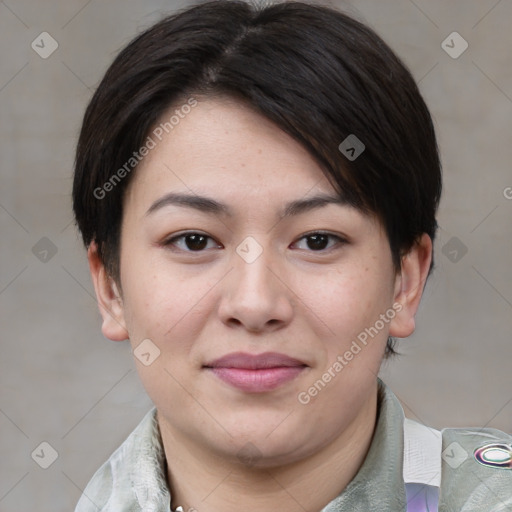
<box><xmin>88</xmin><ymin>97</ymin><xmax>432</xmax><ymax>512</ymax></box>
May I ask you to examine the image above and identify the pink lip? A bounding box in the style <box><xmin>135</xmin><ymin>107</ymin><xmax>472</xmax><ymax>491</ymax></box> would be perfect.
<box><xmin>204</xmin><ymin>352</ymin><xmax>308</xmax><ymax>393</ymax></box>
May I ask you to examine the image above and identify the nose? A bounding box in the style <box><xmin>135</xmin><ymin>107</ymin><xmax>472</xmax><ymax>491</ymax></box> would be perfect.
<box><xmin>217</xmin><ymin>241</ymin><xmax>294</xmax><ymax>333</ymax></box>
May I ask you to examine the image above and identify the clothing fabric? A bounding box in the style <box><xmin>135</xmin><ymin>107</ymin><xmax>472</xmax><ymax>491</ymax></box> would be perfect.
<box><xmin>74</xmin><ymin>380</ymin><xmax>512</xmax><ymax>512</ymax></box>
<box><xmin>402</xmin><ymin>417</ymin><xmax>442</xmax><ymax>512</ymax></box>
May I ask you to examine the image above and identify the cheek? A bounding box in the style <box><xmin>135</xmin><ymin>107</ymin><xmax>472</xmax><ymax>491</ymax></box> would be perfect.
<box><xmin>120</xmin><ymin>253</ymin><xmax>219</xmax><ymax>346</ymax></box>
<box><xmin>302</xmin><ymin>264</ymin><xmax>392</xmax><ymax>339</ymax></box>
<box><xmin>119</xmin><ymin>255</ymin><xmax>217</xmax><ymax>403</ymax></box>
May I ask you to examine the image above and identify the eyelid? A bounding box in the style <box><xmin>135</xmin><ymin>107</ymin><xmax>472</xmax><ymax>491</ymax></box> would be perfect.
<box><xmin>297</xmin><ymin>229</ymin><xmax>349</xmax><ymax>242</ymax></box>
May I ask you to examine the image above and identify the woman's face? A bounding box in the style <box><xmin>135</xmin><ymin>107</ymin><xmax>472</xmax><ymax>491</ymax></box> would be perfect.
<box><xmin>105</xmin><ymin>97</ymin><xmax>410</xmax><ymax>466</ymax></box>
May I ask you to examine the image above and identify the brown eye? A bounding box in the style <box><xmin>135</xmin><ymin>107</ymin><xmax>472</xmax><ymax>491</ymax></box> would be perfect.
<box><xmin>305</xmin><ymin>234</ymin><xmax>329</xmax><ymax>250</ymax></box>
<box><xmin>183</xmin><ymin>234</ymin><xmax>208</xmax><ymax>251</ymax></box>
<box><xmin>163</xmin><ymin>232</ymin><xmax>220</xmax><ymax>252</ymax></box>
<box><xmin>292</xmin><ymin>232</ymin><xmax>346</xmax><ymax>252</ymax></box>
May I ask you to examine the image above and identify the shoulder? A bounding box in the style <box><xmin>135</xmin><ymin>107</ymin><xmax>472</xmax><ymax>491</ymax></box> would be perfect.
<box><xmin>74</xmin><ymin>407</ymin><xmax>164</xmax><ymax>512</ymax></box>
<box><xmin>439</xmin><ymin>426</ymin><xmax>512</xmax><ymax>512</ymax></box>
<box><xmin>74</xmin><ymin>456</ymin><xmax>115</xmax><ymax>512</ymax></box>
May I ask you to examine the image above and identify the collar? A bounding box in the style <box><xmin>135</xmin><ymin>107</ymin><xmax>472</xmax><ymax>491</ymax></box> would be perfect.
<box><xmin>320</xmin><ymin>379</ymin><xmax>407</xmax><ymax>511</ymax></box>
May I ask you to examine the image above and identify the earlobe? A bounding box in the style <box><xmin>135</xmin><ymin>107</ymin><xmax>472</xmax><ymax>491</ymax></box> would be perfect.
<box><xmin>389</xmin><ymin>234</ymin><xmax>433</xmax><ymax>339</ymax></box>
<box><xmin>87</xmin><ymin>242</ymin><xmax>129</xmax><ymax>342</ymax></box>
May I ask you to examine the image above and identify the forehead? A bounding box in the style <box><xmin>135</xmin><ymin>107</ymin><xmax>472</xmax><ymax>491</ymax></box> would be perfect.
<box><xmin>124</xmin><ymin>97</ymin><xmax>340</xmax><ymax>211</ymax></box>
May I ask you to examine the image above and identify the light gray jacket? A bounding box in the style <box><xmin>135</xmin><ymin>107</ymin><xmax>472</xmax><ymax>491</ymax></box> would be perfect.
<box><xmin>74</xmin><ymin>381</ymin><xmax>512</xmax><ymax>511</ymax></box>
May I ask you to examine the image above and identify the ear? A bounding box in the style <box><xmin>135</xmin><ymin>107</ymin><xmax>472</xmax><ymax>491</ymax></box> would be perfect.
<box><xmin>87</xmin><ymin>242</ymin><xmax>129</xmax><ymax>341</ymax></box>
<box><xmin>389</xmin><ymin>233</ymin><xmax>433</xmax><ymax>338</ymax></box>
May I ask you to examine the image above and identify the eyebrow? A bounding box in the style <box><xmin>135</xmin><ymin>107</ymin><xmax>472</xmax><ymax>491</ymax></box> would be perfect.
<box><xmin>145</xmin><ymin>192</ymin><xmax>350</xmax><ymax>219</ymax></box>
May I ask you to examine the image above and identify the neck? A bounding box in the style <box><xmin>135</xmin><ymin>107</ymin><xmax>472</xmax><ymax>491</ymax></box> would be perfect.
<box><xmin>160</xmin><ymin>386</ymin><xmax>378</xmax><ymax>512</ymax></box>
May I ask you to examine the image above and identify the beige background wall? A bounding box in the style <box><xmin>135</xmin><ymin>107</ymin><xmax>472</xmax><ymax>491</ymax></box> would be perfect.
<box><xmin>1</xmin><ymin>0</ymin><xmax>511</xmax><ymax>510</ymax></box>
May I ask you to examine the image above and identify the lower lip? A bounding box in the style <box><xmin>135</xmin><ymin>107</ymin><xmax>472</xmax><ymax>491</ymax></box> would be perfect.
<box><xmin>207</xmin><ymin>366</ymin><xmax>306</xmax><ymax>392</ymax></box>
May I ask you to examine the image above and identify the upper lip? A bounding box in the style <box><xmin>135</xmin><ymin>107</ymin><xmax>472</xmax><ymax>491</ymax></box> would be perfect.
<box><xmin>204</xmin><ymin>352</ymin><xmax>307</xmax><ymax>369</ymax></box>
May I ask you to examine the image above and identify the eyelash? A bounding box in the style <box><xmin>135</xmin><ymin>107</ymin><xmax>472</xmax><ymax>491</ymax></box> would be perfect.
<box><xmin>161</xmin><ymin>231</ymin><xmax>348</xmax><ymax>254</ymax></box>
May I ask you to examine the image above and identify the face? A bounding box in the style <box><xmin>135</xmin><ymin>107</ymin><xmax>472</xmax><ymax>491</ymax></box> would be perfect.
<box><xmin>91</xmin><ymin>97</ymin><xmax>427</xmax><ymax>468</ymax></box>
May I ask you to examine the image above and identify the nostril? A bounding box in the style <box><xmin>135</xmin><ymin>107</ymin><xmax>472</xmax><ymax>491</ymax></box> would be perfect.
<box><xmin>228</xmin><ymin>318</ymin><xmax>243</xmax><ymax>327</ymax></box>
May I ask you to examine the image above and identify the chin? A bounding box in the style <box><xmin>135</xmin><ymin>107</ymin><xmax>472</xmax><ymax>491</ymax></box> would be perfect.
<box><xmin>217</xmin><ymin>422</ymin><xmax>312</xmax><ymax>466</ymax></box>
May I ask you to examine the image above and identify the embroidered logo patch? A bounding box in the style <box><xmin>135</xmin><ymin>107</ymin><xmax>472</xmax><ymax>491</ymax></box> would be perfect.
<box><xmin>474</xmin><ymin>443</ymin><xmax>512</xmax><ymax>469</ymax></box>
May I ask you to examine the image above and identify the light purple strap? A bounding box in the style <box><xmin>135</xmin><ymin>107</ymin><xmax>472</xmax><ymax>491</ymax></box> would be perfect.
<box><xmin>405</xmin><ymin>482</ymin><xmax>439</xmax><ymax>512</ymax></box>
